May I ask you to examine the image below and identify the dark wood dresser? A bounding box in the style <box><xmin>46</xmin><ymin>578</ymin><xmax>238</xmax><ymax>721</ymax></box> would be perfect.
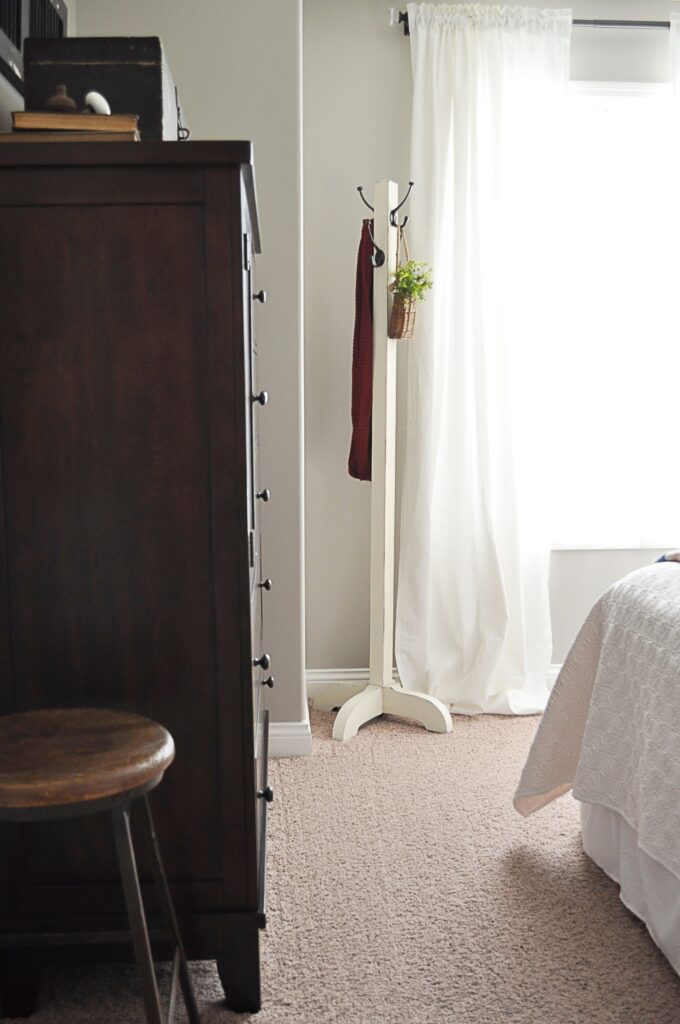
<box><xmin>0</xmin><ymin>141</ymin><xmax>271</xmax><ymax>1014</ymax></box>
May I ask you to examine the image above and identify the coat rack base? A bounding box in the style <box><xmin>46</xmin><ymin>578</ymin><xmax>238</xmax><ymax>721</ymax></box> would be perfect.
<box><xmin>315</xmin><ymin>682</ymin><xmax>453</xmax><ymax>742</ymax></box>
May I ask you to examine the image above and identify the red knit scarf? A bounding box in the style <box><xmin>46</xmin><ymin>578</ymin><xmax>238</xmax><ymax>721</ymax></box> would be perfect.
<box><xmin>348</xmin><ymin>219</ymin><xmax>374</xmax><ymax>481</ymax></box>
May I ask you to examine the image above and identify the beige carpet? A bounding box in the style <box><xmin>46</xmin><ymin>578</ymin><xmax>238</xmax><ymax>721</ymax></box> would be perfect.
<box><xmin>21</xmin><ymin>707</ymin><xmax>680</xmax><ymax>1022</ymax></box>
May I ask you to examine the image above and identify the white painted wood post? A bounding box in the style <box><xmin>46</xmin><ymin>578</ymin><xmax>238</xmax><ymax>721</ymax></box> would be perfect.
<box><xmin>369</xmin><ymin>179</ymin><xmax>398</xmax><ymax>688</ymax></box>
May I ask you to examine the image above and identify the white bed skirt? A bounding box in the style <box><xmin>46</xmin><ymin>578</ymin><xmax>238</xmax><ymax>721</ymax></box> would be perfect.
<box><xmin>580</xmin><ymin>801</ymin><xmax>680</xmax><ymax>974</ymax></box>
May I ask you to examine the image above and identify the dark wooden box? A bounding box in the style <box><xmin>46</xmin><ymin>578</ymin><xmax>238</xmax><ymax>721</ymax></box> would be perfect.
<box><xmin>23</xmin><ymin>36</ymin><xmax>183</xmax><ymax>141</ymax></box>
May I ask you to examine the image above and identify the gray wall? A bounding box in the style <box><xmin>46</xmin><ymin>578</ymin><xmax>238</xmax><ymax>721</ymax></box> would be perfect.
<box><xmin>303</xmin><ymin>0</ymin><xmax>679</xmax><ymax>671</ymax></box>
<box><xmin>304</xmin><ymin>0</ymin><xmax>411</xmax><ymax>669</ymax></box>
<box><xmin>76</xmin><ymin>0</ymin><xmax>306</xmax><ymax>726</ymax></box>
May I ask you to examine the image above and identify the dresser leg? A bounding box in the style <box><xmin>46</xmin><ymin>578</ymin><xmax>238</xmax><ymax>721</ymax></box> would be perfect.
<box><xmin>0</xmin><ymin>954</ymin><xmax>42</xmax><ymax>1018</ymax></box>
<box><xmin>217</xmin><ymin>925</ymin><xmax>261</xmax><ymax>1013</ymax></box>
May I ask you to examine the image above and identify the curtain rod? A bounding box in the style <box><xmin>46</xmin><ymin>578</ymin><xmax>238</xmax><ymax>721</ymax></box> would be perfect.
<box><xmin>396</xmin><ymin>12</ymin><xmax>671</xmax><ymax>35</ymax></box>
<box><xmin>573</xmin><ymin>19</ymin><xmax>670</xmax><ymax>29</ymax></box>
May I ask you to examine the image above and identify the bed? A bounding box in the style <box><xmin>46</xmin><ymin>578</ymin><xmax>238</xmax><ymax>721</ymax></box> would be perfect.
<box><xmin>514</xmin><ymin>561</ymin><xmax>680</xmax><ymax>973</ymax></box>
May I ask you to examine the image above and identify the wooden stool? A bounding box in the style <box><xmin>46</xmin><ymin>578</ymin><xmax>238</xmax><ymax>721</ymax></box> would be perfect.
<box><xmin>0</xmin><ymin>708</ymin><xmax>200</xmax><ymax>1024</ymax></box>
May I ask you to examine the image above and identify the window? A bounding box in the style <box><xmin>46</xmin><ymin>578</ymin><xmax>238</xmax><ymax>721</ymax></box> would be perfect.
<box><xmin>545</xmin><ymin>83</ymin><xmax>680</xmax><ymax>549</ymax></box>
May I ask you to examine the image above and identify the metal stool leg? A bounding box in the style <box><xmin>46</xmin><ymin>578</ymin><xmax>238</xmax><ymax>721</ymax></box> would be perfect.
<box><xmin>140</xmin><ymin>796</ymin><xmax>201</xmax><ymax>1024</ymax></box>
<box><xmin>111</xmin><ymin>803</ymin><xmax>164</xmax><ymax>1024</ymax></box>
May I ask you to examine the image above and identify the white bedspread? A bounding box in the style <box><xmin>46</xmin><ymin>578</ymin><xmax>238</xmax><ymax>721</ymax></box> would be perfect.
<box><xmin>514</xmin><ymin>563</ymin><xmax>680</xmax><ymax>881</ymax></box>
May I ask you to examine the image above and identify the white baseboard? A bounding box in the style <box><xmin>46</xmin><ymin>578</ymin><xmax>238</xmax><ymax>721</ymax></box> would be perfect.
<box><xmin>305</xmin><ymin>667</ymin><xmax>398</xmax><ymax>695</ymax></box>
<box><xmin>306</xmin><ymin>665</ymin><xmax>563</xmax><ymax>701</ymax></box>
<box><xmin>269</xmin><ymin>705</ymin><xmax>313</xmax><ymax>758</ymax></box>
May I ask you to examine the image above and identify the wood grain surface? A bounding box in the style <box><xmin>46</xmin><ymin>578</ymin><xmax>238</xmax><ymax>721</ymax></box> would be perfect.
<box><xmin>0</xmin><ymin>708</ymin><xmax>174</xmax><ymax>808</ymax></box>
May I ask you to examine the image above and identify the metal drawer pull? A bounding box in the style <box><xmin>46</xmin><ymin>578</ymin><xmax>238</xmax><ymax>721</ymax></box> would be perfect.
<box><xmin>253</xmin><ymin>652</ymin><xmax>271</xmax><ymax>670</ymax></box>
<box><xmin>256</xmin><ymin>488</ymin><xmax>270</xmax><ymax>502</ymax></box>
<box><xmin>257</xmin><ymin>786</ymin><xmax>274</xmax><ymax>802</ymax></box>
<box><xmin>253</xmin><ymin>290</ymin><xmax>267</xmax><ymax>304</ymax></box>
<box><xmin>258</xmin><ymin>578</ymin><xmax>272</xmax><ymax>591</ymax></box>
<box><xmin>252</xmin><ymin>390</ymin><xmax>268</xmax><ymax>406</ymax></box>
<box><xmin>261</xmin><ymin>676</ymin><xmax>275</xmax><ymax>689</ymax></box>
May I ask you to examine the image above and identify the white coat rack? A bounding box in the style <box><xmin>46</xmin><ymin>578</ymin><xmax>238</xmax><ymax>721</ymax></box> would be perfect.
<box><xmin>316</xmin><ymin>180</ymin><xmax>453</xmax><ymax>742</ymax></box>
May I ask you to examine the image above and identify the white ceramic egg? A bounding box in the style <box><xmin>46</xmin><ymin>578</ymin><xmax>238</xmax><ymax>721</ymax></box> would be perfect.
<box><xmin>84</xmin><ymin>91</ymin><xmax>111</xmax><ymax>116</ymax></box>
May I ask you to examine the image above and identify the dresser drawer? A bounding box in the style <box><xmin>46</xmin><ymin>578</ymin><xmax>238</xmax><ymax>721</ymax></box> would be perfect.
<box><xmin>256</xmin><ymin>707</ymin><xmax>271</xmax><ymax>916</ymax></box>
<box><xmin>251</xmin><ymin>578</ymin><xmax>263</xmax><ymax>737</ymax></box>
<box><xmin>250</xmin><ymin>585</ymin><xmax>274</xmax><ymax>734</ymax></box>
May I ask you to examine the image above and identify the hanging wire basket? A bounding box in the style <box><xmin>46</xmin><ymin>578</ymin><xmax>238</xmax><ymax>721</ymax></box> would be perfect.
<box><xmin>388</xmin><ymin>226</ymin><xmax>420</xmax><ymax>340</ymax></box>
<box><xmin>388</xmin><ymin>292</ymin><xmax>417</xmax><ymax>340</ymax></box>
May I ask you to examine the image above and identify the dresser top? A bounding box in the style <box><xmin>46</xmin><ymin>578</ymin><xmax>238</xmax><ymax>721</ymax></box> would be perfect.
<box><xmin>0</xmin><ymin>140</ymin><xmax>260</xmax><ymax>250</ymax></box>
<box><xmin>0</xmin><ymin>140</ymin><xmax>254</xmax><ymax>169</ymax></box>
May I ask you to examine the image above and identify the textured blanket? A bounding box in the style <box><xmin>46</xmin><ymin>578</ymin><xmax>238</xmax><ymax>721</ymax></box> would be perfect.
<box><xmin>514</xmin><ymin>562</ymin><xmax>680</xmax><ymax>880</ymax></box>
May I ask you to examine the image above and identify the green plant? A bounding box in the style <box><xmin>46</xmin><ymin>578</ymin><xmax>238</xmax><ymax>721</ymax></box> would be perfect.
<box><xmin>392</xmin><ymin>259</ymin><xmax>433</xmax><ymax>302</ymax></box>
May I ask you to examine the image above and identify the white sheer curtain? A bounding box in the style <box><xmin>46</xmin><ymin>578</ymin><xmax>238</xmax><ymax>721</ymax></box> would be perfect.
<box><xmin>395</xmin><ymin>4</ymin><xmax>571</xmax><ymax>715</ymax></box>
<box><xmin>546</xmin><ymin>82</ymin><xmax>680</xmax><ymax>550</ymax></box>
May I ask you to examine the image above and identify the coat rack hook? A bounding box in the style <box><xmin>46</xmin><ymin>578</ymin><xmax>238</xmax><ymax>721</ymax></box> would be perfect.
<box><xmin>357</xmin><ymin>185</ymin><xmax>374</xmax><ymax>213</ymax></box>
<box><xmin>390</xmin><ymin>181</ymin><xmax>414</xmax><ymax>228</ymax></box>
<box><xmin>358</xmin><ymin>185</ymin><xmax>384</xmax><ymax>266</ymax></box>
<box><xmin>366</xmin><ymin>221</ymin><xmax>385</xmax><ymax>268</ymax></box>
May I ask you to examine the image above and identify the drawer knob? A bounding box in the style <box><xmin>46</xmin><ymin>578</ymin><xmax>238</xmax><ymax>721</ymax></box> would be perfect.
<box><xmin>262</xmin><ymin>675</ymin><xmax>275</xmax><ymax>689</ymax></box>
<box><xmin>252</xmin><ymin>390</ymin><xmax>268</xmax><ymax>406</ymax></box>
<box><xmin>256</xmin><ymin>488</ymin><xmax>271</xmax><ymax>503</ymax></box>
<box><xmin>253</xmin><ymin>652</ymin><xmax>271</xmax><ymax>670</ymax></box>
<box><xmin>258</xmin><ymin>578</ymin><xmax>273</xmax><ymax>591</ymax></box>
<box><xmin>257</xmin><ymin>786</ymin><xmax>274</xmax><ymax>802</ymax></box>
<box><xmin>253</xmin><ymin>290</ymin><xmax>267</xmax><ymax>304</ymax></box>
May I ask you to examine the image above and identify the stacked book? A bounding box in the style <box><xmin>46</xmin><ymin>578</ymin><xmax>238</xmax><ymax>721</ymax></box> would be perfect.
<box><xmin>0</xmin><ymin>111</ymin><xmax>140</xmax><ymax>143</ymax></box>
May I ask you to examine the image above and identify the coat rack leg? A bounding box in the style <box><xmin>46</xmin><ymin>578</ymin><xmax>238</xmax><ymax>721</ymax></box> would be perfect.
<box><xmin>331</xmin><ymin>685</ymin><xmax>383</xmax><ymax>742</ymax></box>
<box><xmin>327</xmin><ymin>683</ymin><xmax>451</xmax><ymax>741</ymax></box>
<box><xmin>382</xmin><ymin>685</ymin><xmax>452</xmax><ymax>734</ymax></box>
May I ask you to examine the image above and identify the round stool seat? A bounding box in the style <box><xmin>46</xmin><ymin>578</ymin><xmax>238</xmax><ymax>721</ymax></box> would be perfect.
<box><xmin>0</xmin><ymin>708</ymin><xmax>175</xmax><ymax>811</ymax></box>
